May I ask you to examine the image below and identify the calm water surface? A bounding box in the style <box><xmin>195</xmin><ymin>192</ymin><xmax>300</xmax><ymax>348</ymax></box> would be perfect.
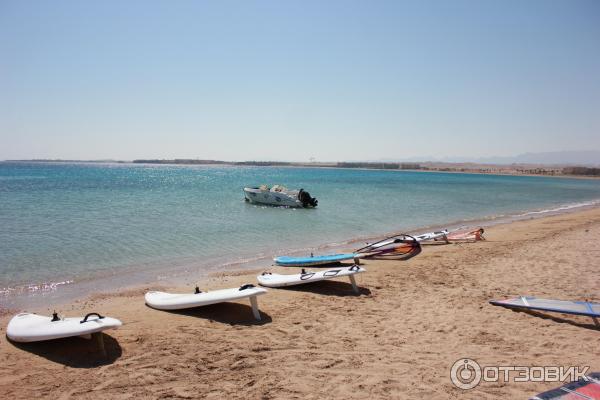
<box><xmin>1</xmin><ymin>162</ymin><xmax>599</xmax><ymax>306</ymax></box>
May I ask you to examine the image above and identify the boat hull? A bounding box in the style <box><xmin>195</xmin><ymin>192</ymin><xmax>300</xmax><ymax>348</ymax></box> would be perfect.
<box><xmin>243</xmin><ymin>187</ymin><xmax>304</xmax><ymax>207</ymax></box>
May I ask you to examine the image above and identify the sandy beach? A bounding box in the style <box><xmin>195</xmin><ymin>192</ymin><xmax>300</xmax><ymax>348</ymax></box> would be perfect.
<box><xmin>1</xmin><ymin>207</ymin><xmax>599</xmax><ymax>399</ymax></box>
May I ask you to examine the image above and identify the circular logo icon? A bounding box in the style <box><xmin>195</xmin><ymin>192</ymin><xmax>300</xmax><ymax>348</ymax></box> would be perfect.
<box><xmin>450</xmin><ymin>358</ymin><xmax>482</xmax><ymax>390</ymax></box>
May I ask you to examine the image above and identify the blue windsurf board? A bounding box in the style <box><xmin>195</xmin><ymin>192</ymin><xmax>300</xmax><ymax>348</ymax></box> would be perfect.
<box><xmin>274</xmin><ymin>253</ymin><xmax>358</xmax><ymax>267</ymax></box>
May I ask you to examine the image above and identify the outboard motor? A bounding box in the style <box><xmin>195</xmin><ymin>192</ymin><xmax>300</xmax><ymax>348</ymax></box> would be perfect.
<box><xmin>298</xmin><ymin>189</ymin><xmax>318</xmax><ymax>208</ymax></box>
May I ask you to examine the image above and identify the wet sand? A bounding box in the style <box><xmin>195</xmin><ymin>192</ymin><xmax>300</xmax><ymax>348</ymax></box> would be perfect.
<box><xmin>1</xmin><ymin>207</ymin><xmax>599</xmax><ymax>399</ymax></box>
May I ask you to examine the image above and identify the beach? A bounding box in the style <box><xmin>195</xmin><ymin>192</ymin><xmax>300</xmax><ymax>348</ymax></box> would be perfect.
<box><xmin>1</xmin><ymin>207</ymin><xmax>599</xmax><ymax>399</ymax></box>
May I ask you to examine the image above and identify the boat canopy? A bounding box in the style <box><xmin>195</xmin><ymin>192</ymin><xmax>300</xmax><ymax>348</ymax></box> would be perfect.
<box><xmin>270</xmin><ymin>184</ymin><xmax>287</xmax><ymax>192</ymax></box>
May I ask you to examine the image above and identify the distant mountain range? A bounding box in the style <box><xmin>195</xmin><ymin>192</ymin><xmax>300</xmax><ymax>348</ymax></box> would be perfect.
<box><xmin>377</xmin><ymin>151</ymin><xmax>600</xmax><ymax>166</ymax></box>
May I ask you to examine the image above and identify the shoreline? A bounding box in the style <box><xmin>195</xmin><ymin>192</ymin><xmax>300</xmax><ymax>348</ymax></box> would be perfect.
<box><xmin>2</xmin><ymin>197</ymin><xmax>600</xmax><ymax>311</ymax></box>
<box><xmin>2</xmin><ymin>204</ymin><xmax>599</xmax><ymax>398</ymax></box>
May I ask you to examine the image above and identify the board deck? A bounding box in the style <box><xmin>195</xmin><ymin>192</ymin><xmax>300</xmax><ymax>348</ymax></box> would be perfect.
<box><xmin>258</xmin><ymin>265</ymin><xmax>365</xmax><ymax>292</ymax></box>
<box><xmin>274</xmin><ymin>253</ymin><xmax>358</xmax><ymax>267</ymax></box>
<box><xmin>145</xmin><ymin>285</ymin><xmax>267</xmax><ymax>320</ymax></box>
<box><xmin>6</xmin><ymin>312</ymin><xmax>122</xmax><ymax>343</ymax></box>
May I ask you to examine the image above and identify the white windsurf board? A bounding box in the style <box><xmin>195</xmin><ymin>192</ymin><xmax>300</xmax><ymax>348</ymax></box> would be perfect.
<box><xmin>258</xmin><ymin>265</ymin><xmax>365</xmax><ymax>293</ymax></box>
<box><xmin>6</xmin><ymin>312</ymin><xmax>122</xmax><ymax>343</ymax></box>
<box><xmin>145</xmin><ymin>284</ymin><xmax>268</xmax><ymax>320</ymax></box>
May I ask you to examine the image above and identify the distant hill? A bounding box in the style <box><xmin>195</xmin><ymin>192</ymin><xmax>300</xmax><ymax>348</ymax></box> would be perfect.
<box><xmin>377</xmin><ymin>150</ymin><xmax>600</xmax><ymax>166</ymax></box>
<box><xmin>465</xmin><ymin>151</ymin><xmax>600</xmax><ymax>166</ymax></box>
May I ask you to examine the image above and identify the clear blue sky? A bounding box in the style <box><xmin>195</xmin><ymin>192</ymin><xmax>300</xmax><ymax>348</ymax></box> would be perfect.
<box><xmin>1</xmin><ymin>0</ymin><xmax>599</xmax><ymax>161</ymax></box>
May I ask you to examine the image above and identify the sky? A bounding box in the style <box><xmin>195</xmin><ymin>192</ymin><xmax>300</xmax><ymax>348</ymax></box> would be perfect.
<box><xmin>0</xmin><ymin>0</ymin><xmax>599</xmax><ymax>162</ymax></box>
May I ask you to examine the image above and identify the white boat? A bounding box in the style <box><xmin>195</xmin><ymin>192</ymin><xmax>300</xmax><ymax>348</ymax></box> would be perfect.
<box><xmin>243</xmin><ymin>184</ymin><xmax>318</xmax><ymax>208</ymax></box>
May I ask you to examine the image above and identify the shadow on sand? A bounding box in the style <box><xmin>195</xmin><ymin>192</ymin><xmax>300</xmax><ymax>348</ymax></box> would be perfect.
<box><xmin>9</xmin><ymin>333</ymin><xmax>122</xmax><ymax>368</ymax></box>
<box><xmin>150</xmin><ymin>302</ymin><xmax>273</xmax><ymax>326</ymax></box>
<box><xmin>510</xmin><ymin>309</ymin><xmax>600</xmax><ymax>331</ymax></box>
<box><xmin>274</xmin><ymin>280</ymin><xmax>371</xmax><ymax>297</ymax></box>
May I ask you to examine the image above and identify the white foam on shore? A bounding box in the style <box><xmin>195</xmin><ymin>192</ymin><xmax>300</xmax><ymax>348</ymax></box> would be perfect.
<box><xmin>514</xmin><ymin>199</ymin><xmax>600</xmax><ymax>217</ymax></box>
<box><xmin>0</xmin><ymin>279</ymin><xmax>74</xmax><ymax>297</ymax></box>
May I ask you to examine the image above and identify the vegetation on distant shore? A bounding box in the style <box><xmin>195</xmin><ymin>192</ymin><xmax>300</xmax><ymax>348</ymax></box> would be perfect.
<box><xmin>133</xmin><ymin>159</ymin><xmax>600</xmax><ymax>176</ymax></box>
<box><xmin>133</xmin><ymin>159</ymin><xmax>228</xmax><ymax>165</ymax></box>
<box><xmin>132</xmin><ymin>159</ymin><xmax>422</xmax><ymax>169</ymax></box>
<box><xmin>131</xmin><ymin>159</ymin><xmax>599</xmax><ymax>177</ymax></box>
<box><xmin>336</xmin><ymin>162</ymin><xmax>421</xmax><ymax>170</ymax></box>
<box><xmin>9</xmin><ymin>159</ymin><xmax>599</xmax><ymax>177</ymax></box>
<box><xmin>563</xmin><ymin>167</ymin><xmax>600</xmax><ymax>176</ymax></box>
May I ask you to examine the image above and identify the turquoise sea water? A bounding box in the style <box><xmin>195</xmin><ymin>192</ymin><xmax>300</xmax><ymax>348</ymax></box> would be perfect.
<box><xmin>1</xmin><ymin>161</ymin><xmax>600</xmax><ymax>306</ymax></box>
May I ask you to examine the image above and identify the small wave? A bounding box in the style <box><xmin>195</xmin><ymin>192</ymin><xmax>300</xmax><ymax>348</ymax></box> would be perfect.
<box><xmin>515</xmin><ymin>199</ymin><xmax>600</xmax><ymax>217</ymax></box>
<box><xmin>0</xmin><ymin>280</ymin><xmax>74</xmax><ymax>297</ymax></box>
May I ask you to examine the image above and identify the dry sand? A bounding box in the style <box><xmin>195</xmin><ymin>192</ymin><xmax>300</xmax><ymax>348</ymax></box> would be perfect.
<box><xmin>1</xmin><ymin>208</ymin><xmax>600</xmax><ymax>399</ymax></box>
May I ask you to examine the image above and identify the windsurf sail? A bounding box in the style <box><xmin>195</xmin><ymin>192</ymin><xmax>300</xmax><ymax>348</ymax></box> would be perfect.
<box><xmin>530</xmin><ymin>373</ymin><xmax>600</xmax><ymax>400</ymax></box>
<box><xmin>446</xmin><ymin>227</ymin><xmax>485</xmax><ymax>242</ymax></box>
<box><xmin>355</xmin><ymin>234</ymin><xmax>421</xmax><ymax>260</ymax></box>
<box><xmin>413</xmin><ymin>229</ymin><xmax>449</xmax><ymax>244</ymax></box>
<box><xmin>490</xmin><ymin>296</ymin><xmax>600</xmax><ymax>325</ymax></box>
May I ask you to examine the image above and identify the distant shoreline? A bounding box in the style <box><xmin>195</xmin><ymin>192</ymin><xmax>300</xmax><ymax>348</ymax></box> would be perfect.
<box><xmin>4</xmin><ymin>158</ymin><xmax>600</xmax><ymax>178</ymax></box>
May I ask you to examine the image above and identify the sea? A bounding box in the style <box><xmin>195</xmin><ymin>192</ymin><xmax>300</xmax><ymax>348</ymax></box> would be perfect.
<box><xmin>1</xmin><ymin>161</ymin><xmax>599</xmax><ymax>308</ymax></box>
